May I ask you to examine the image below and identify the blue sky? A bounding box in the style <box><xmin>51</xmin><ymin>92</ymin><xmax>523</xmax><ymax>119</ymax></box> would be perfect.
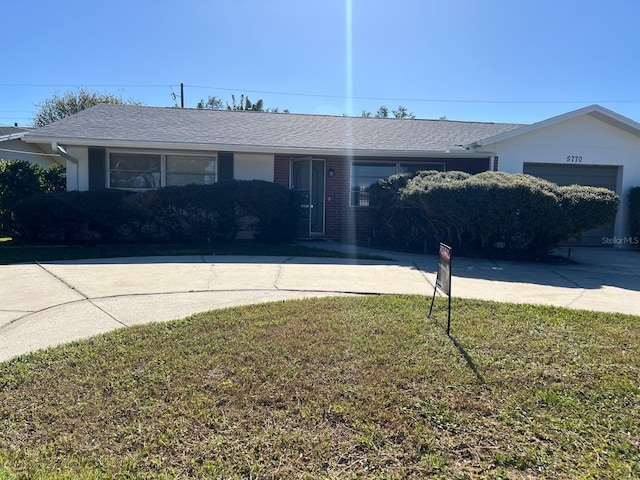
<box><xmin>2</xmin><ymin>0</ymin><xmax>640</xmax><ymax>126</ymax></box>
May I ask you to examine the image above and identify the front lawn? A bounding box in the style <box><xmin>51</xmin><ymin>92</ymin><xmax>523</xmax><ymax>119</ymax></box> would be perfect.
<box><xmin>0</xmin><ymin>296</ymin><xmax>638</xmax><ymax>478</ymax></box>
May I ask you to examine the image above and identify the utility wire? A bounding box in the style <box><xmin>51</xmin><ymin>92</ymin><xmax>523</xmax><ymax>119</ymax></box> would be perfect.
<box><xmin>2</xmin><ymin>82</ymin><xmax>640</xmax><ymax>105</ymax></box>
<box><xmin>184</xmin><ymin>84</ymin><xmax>640</xmax><ymax>105</ymax></box>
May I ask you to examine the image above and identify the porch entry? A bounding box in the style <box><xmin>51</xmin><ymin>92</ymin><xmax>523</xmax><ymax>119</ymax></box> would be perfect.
<box><xmin>291</xmin><ymin>158</ymin><xmax>325</xmax><ymax>237</ymax></box>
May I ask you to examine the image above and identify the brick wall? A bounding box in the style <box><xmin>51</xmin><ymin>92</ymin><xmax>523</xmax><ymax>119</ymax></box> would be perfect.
<box><xmin>272</xmin><ymin>155</ymin><xmax>491</xmax><ymax>242</ymax></box>
<box><xmin>274</xmin><ymin>155</ymin><xmax>290</xmax><ymax>187</ymax></box>
<box><xmin>324</xmin><ymin>156</ymin><xmax>349</xmax><ymax>239</ymax></box>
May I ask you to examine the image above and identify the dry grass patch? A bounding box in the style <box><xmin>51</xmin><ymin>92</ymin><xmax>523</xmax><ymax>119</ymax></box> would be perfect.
<box><xmin>0</xmin><ymin>296</ymin><xmax>638</xmax><ymax>479</ymax></box>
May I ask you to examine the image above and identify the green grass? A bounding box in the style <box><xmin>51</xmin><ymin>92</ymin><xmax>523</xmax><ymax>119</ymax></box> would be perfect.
<box><xmin>1</xmin><ymin>296</ymin><xmax>639</xmax><ymax>479</ymax></box>
<box><xmin>0</xmin><ymin>240</ymin><xmax>381</xmax><ymax>265</ymax></box>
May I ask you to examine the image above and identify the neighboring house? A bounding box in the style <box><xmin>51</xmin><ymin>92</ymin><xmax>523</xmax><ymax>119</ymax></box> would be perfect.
<box><xmin>20</xmin><ymin>104</ymin><xmax>640</xmax><ymax>247</ymax></box>
<box><xmin>0</xmin><ymin>126</ymin><xmax>59</xmax><ymax>168</ymax></box>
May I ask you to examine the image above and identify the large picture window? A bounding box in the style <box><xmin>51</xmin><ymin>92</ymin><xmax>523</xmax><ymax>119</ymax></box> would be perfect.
<box><xmin>108</xmin><ymin>151</ymin><xmax>217</xmax><ymax>190</ymax></box>
<box><xmin>166</xmin><ymin>155</ymin><xmax>216</xmax><ymax>186</ymax></box>
<box><xmin>350</xmin><ymin>161</ymin><xmax>445</xmax><ymax>206</ymax></box>
<box><xmin>109</xmin><ymin>153</ymin><xmax>161</xmax><ymax>189</ymax></box>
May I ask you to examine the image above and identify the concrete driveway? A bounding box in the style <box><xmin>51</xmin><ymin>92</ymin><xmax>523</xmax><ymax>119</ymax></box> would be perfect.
<box><xmin>1</xmin><ymin>244</ymin><xmax>639</xmax><ymax>362</ymax></box>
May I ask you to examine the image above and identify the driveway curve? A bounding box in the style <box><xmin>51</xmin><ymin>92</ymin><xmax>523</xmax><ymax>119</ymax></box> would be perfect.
<box><xmin>1</xmin><ymin>245</ymin><xmax>639</xmax><ymax>362</ymax></box>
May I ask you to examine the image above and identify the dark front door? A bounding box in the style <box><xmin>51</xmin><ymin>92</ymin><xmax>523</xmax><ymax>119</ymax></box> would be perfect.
<box><xmin>291</xmin><ymin>158</ymin><xmax>325</xmax><ymax>237</ymax></box>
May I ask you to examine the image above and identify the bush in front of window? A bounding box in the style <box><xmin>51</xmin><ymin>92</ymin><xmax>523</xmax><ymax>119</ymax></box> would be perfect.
<box><xmin>368</xmin><ymin>173</ymin><xmax>418</xmax><ymax>248</ymax></box>
<box><xmin>154</xmin><ymin>183</ymin><xmax>237</xmax><ymax>242</ymax></box>
<box><xmin>11</xmin><ymin>181</ymin><xmax>298</xmax><ymax>245</ymax></box>
<box><xmin>369</xmin><ymin>170</ymin><xmax>619</xmax><ymax>257</ymax></box>
<box><xmin>231</xmin><ymin>180</ymin><xmax>298</xmax><ymax>243</ymax></box>
<box><xmin>155</xmin><ymin>181</ymin><xmax>297</xmax><ymax>243</ymax></box>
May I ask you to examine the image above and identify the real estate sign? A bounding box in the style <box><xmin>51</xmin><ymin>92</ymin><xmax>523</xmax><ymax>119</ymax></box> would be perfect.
<box><xmin>436</xmin><ymin>243</ymin><xmax>451</xmax><ymax>295</ymax></box>
<box><xmin>429</xmin><ymin>243</ymin><xmax>452</xmax><ymax>335</ymax></box>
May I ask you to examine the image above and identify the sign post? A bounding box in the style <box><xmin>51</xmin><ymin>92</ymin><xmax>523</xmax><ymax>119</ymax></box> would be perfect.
<box><xmin>429</xmin><ymin>243</ymin><xmax>452</xmax><ymax>335</ymax></box>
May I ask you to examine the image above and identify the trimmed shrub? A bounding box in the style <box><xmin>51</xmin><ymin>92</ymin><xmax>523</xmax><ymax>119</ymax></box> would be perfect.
<box><xmin>370</xmin><ymin>170</ymin><xmax>619</xmax><ymax>257</ymax></box>
<box><xmin>154</xmin><ymin>183</ymin><xmax>237</xmax><ymax>242</ymax></box>
<box><xmin>11</xmin><ymin>180</ymin><xmax>298</xmax><ymax>245</ymax></box>
<box><xmin>38</xmin><ymin>163</ymin><xmax>66</xmax><ymax>193</ymax></box>
<box><xmin>371</xmin><ymin>171</ymin><xmax>449</xmax><ymax>250</ymax></box>
<box><xmin>630</xmin><ymin>187</ymin><xmax>640</xmax><ymax>244</ymax></box>
<box><xmin>0</xmin><ymin>160</ymin><xmax>66</xmax><ymax>235</ymax></box>
<box><xmin>0</xmin><ymin>160</ymin><xmax>41</xmax><ymax>235</ymax></box>
<box><xmin>233</xmin><ymin>180</ymin><xmax>299</xmax><ymax>243</ymax></box>
<box><xmin>12</xmin><ymin>190</ymin><xmax>135</xmax><ymax>244</ymax></box>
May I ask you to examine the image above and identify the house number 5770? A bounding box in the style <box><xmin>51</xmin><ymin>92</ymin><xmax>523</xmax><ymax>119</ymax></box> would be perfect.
<box><xmin>566</xmin><ymin>155</ymin><xmax>583</xmax><ymax>163</ymax></box>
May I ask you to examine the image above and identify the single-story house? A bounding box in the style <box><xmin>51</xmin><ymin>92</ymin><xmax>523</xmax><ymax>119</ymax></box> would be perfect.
<box><xmin>0</xmin><ymin>125</ymin><xmax>59</xmax><ymax>168</ymax></box>
<box><xmin>20</xmin><ymin>103</ymin><xmax>640</xmax><ymax>247</ymax></box>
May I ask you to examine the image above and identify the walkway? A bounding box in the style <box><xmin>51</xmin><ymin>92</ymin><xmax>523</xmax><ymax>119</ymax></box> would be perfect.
<box><xmin>1</xmin><ymin>244</ymin><xmax>639</xmax><ymax>362</ymax></box>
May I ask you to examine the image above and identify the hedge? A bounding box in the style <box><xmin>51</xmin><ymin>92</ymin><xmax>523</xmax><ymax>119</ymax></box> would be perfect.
<box><xmin>0</xmin><ymin>160</ymin><xmax>65</xmax><ymax>235</ymax></box>
<box><xmin>370</xmin><ymin>170</ymin><xmax>620</xmax><ymax>256</ymax></box>
<box><xmin>12</xmin><ymin>181</ymin><xmax>298</xmax><ymax>245</ymax></box>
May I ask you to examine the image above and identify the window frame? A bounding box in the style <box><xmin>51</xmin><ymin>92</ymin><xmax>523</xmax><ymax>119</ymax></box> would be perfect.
<box><xmin>107</xmin><ymin>149</ymin><xmax>218</xmax><ymax>190</ymax></box>
<box><xmin>350</xmin><ymin>160</ymin><xmax>446</xmax><ymax>207</ymax></box>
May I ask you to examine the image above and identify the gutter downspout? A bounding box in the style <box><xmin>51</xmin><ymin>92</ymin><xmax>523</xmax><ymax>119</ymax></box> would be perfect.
<box><xmin>52</xmin><ymin>142</ymin><xmax>79</xmax><ymax>191</ymax></box>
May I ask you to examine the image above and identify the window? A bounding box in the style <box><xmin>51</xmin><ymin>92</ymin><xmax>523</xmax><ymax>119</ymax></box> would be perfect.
<box><xmin>350</xmin><ymin>163</ymin><xmax>396</xmax><ymax>206</ymax></box>
<box><xmin>350</xmin><ymin>161</ymin><xmax>445</xmax><ymax>206</ymax></box>
<box><xmin>109</xmin><ymin>153</ymin><xmax>161</xmax><ymax>189</ymax></box>
<box><xmin>166</xmin><ymin>155</ymin><xmax>216</xmax><ymax>186</ymax></box>
<box><xmin>108</xmin><ymin>151</ymin><xmax>217</xmax><ymax>190</ymax></box>
<box><xmin>398</xmin><ymin>162</ymin><xmax>444</xmax><ymax>177</ymax></box>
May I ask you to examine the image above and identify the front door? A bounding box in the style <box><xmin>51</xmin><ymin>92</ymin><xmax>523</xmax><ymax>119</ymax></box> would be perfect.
<box><xmin>291</xmin><ymin>158</ymin><xmax>325</xmax><ymax>237</ymax></box>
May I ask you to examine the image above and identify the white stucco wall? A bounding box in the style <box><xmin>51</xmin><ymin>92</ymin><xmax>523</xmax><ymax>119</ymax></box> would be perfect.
<box><xmin>0</xmin><ymin>139</ymin><xmax>59</xmax><ymax>168</ymax></box>
<box><xmin>233</xmin><ymin>153</ymin><xmax>274</xmax><ymax>181</ymax></box>
<box><xmin>64</xmin><ymin>147</ymin><xmax>89</xmax><ymax>191</ymax></box>
<box><xmin>477</xmin><ymin>114</ymin><xmax>640</xmax><ymax>244</ymax></box>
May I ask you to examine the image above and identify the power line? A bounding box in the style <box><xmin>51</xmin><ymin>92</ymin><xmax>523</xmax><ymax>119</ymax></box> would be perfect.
<box><xmin>185</xmin><ymin>84</ymin><xmax>640</xmax><ymax>105</ymax></box>
<box><xmin>2</xmin><ymin>82</ymin><xmax>640</xmax><ymax>106</ymax></box>
<box><xmin>0</xmin><ymin>83</ymin><xmax>175</xmax><ymax>88</ymax></box>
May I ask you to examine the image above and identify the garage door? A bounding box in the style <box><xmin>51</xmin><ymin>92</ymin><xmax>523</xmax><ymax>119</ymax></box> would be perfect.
<box><xmin>523</xmin><ymin>163</ymin><xmax>618</xmax><ymax>246</ymax></box>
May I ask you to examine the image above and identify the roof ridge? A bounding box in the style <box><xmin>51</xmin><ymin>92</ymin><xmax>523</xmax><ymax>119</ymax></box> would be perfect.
<box><xmin>99</xmin><ymin>103</ymin><xmax>524</xmax><ymax>127</ymax></box>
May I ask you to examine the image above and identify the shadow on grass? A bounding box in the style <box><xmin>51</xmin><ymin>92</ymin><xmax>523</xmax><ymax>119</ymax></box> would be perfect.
<box><xmin>449</xmin><ymin>334</ymin><xmax>485</xmax><ymax>384</ymax></box>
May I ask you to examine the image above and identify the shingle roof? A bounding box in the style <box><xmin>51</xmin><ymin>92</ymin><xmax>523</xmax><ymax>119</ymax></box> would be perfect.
<box><xmin>23</xmin><ymin>104</ymin><xmax>524</xmax><ymax>154</ymax></box>
<box><xmin>0</xmin><ymin>126</ymin><xmax>32</xmax><ymax>139</ymax></box>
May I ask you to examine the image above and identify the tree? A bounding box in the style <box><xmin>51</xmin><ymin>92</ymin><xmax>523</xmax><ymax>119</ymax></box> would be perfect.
<box><xmin>196</xmin><ymin>96</ymin><xmax>225</xmax><ymax>110</ymax></box>
<box><xmin>392</xmin><ymin>105</ymin><xmax>416</xmax><ymax>119</ymax></box>
<box><xmin>362</xmin><ymin>105</ymin><xmax>417</xmax><ymax>119</ymax></box>
<box><xmin>374</xmin><ymin>106</ymin><xmax>389</xmax><ymax>118</ymax></box>
<box><xmin>196</xmin><ymin>93</ymin><xmax>288</xmax><ymax>113</ymax></box>
<box><xmin>265</xmin><ymin>107</ymin><xmax>290</xmax><ymax>113</ymax></box>
<box><xmin>227</xmin><ymin>94</ymin><xmax>264</xmax><ymax>112</ymax></box>
<box><xmin>33</xmin><ymin>88</ymin><xmax>142</xmax><ymax>127</ymax></box>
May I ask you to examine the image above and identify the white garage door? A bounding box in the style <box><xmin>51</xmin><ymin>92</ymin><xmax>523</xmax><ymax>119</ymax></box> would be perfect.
<box><xmin>523</xmin><ymin>163</ymin><xmax>618</xmax><ymax>246</ymax></box>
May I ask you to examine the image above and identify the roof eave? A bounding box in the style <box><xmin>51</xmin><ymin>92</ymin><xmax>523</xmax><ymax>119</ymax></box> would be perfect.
<box><xmin>22</xmin><ymin>136</ymin><xmax>484</xmax><ymax>157</ymax></box>
<box><xmin>0</xmin><ymin>133</ymin><xmax>26</xmax><ymax>142</ymax></box>
<box><xmin>471</xmin><ymin>104</ymin><xmax>640</xmax><ymax>147</ymax></box>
